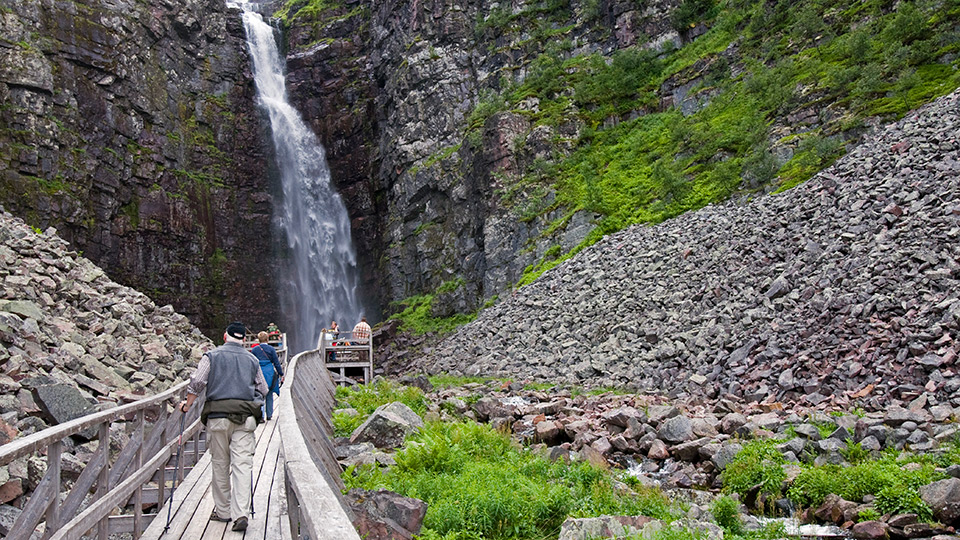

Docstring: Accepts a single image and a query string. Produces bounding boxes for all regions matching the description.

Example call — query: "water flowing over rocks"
[0,207,211,511]
[420,89,960,413]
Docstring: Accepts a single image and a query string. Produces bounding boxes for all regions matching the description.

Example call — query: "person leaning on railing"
[352,316,371,362]
[178,321,268,532]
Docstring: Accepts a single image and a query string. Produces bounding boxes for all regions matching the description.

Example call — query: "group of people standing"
[317,317,371,361]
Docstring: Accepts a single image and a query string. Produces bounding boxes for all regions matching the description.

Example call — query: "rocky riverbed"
[417,88,960,414]
[338,376,960,540]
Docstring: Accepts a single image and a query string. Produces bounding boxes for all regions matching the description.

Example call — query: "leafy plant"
[710,495,743,535]
[343,421,678,539]
[721,439,787,498]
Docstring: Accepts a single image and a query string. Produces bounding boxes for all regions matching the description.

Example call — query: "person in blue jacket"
[251,331,284,420]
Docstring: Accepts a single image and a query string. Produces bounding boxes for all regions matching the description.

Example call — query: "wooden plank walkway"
[141,416,290,540]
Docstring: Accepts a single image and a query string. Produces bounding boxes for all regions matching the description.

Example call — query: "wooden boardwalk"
[141,417,292,540]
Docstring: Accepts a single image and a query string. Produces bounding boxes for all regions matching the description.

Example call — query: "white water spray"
[236,2,360,352]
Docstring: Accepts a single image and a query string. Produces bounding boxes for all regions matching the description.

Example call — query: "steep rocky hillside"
[0,0,278,336]
[0,207,211,451]
[279,0,960,325]
[420,88,960,412]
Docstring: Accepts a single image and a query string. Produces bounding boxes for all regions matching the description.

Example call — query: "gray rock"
[920,478,960,524]
[793,424,822,441]
[349,402,424,449]
[0,504,22,536]
[558,515,656,540]
[346,488,427,539]
[711,442,743,471]
[658,415,693,444]
[33,384,94,430]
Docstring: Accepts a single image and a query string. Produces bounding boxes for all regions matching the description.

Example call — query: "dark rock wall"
[282,0,677,318]
[0,0,279,337]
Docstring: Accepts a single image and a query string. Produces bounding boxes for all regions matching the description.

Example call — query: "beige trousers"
[207,416,256,521]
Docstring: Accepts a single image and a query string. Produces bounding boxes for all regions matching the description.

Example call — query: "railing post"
[157,405,168,520]
[98,422,109,540]
[133,409,144,538]
[43,441,61,540]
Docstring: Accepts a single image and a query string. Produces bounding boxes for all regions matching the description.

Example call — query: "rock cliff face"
[0,0,278,336]
[282,0,679,317]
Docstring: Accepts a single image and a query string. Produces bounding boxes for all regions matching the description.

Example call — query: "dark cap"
[226,322,246,340]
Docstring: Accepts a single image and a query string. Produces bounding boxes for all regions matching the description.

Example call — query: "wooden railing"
[318,330,374,385]
[2,344,359,540]
[0,382,207,540]
[276,348,360,540]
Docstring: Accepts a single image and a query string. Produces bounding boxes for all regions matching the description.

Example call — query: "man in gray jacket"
[179,322,268,532]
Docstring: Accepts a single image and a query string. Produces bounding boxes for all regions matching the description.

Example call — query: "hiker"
[179,322,268,532]
[352,316,371,362]
[251,331,284,421]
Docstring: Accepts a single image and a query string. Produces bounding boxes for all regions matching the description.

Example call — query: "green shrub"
[334,379,428,432]
[786,452,943,516]
[332,410,365,437]
[721,439,787,498]
[343,421,677,539]
[672,0,716,32]
[710,495,743,535]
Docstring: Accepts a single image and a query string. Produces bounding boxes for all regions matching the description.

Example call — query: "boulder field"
[419,89,960,414]
[0,209,211,511]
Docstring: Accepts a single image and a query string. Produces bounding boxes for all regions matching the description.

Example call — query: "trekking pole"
[250,468,255,516]
[163,409,186,533]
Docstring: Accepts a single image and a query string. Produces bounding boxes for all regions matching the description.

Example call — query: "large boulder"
[350,402,424,449]
[658,415,693,444]
[33,384,95,439]
[920,478,960,525]
[852,521,889,540]
[346,488,427,540]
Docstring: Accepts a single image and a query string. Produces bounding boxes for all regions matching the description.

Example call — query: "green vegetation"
[344,421,677,539]
[388,278,477,335]
[722,439,960,521]
[786,452,941,519]
[720,438,787,498]
[333,379,428,436]
[428,373,497,388]
[457,0,960,292]
[710,495,743,535]
[274,0,340,21]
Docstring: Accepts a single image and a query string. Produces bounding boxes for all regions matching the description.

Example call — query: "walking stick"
[163,410,186,533]
[250,468,255,516]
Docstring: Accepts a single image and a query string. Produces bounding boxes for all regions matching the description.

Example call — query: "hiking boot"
[210,512,230,522]
[232,516,248,531]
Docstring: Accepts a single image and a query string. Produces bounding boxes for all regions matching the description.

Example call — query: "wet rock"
[852,520,890,540]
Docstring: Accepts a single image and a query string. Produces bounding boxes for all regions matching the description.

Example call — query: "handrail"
[0,381,188,467]
[277,349,360,539]
[0,380,205,539]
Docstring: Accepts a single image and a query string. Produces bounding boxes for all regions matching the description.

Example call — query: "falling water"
[237,2,360,352]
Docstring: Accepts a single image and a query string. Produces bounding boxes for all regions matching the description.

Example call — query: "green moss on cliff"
[457,0,960,291]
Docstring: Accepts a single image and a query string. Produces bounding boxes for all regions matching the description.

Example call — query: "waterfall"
[237,2,361,353]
